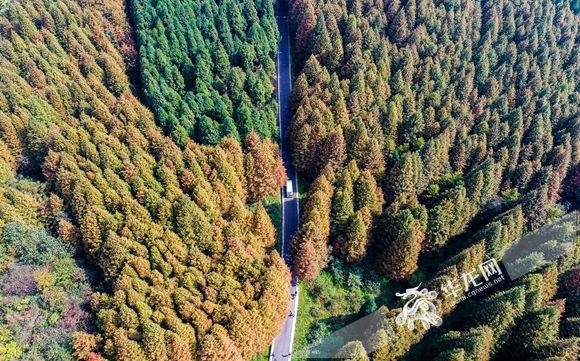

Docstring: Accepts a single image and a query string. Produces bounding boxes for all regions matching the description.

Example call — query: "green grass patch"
[262,194,282,251]
[293,282,315,360]
[293,257,391,358]
[251,349,270,361]
[297,176,311,210]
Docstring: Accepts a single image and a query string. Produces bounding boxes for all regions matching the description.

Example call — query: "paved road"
[270,0,299,360]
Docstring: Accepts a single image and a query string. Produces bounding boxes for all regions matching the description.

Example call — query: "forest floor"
[292,259,395,359]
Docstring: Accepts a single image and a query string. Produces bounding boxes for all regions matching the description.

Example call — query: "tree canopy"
[290,0,579,282]
[0,0,290,359]
[131,0,280,146]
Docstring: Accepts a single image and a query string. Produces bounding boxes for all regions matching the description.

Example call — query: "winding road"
[270,0,299,360]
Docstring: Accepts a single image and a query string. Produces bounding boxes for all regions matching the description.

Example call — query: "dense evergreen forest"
[289,0,579,359]
[131,0,281,146]
[0,0,290,360]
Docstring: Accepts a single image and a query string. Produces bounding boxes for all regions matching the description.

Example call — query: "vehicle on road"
[285,180,293,198]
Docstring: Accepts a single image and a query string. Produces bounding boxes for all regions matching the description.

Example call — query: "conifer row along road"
[270,0,299,360]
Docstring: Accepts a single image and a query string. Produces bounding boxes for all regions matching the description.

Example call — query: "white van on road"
[285,180,293,198]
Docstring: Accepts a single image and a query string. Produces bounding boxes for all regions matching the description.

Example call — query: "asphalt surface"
[269,0,300,360]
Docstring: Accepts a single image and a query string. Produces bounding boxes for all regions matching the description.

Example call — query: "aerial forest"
[289,0,578,359]
[0,0,578,360]
[290,0,578,279]
[0,0,289,360]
